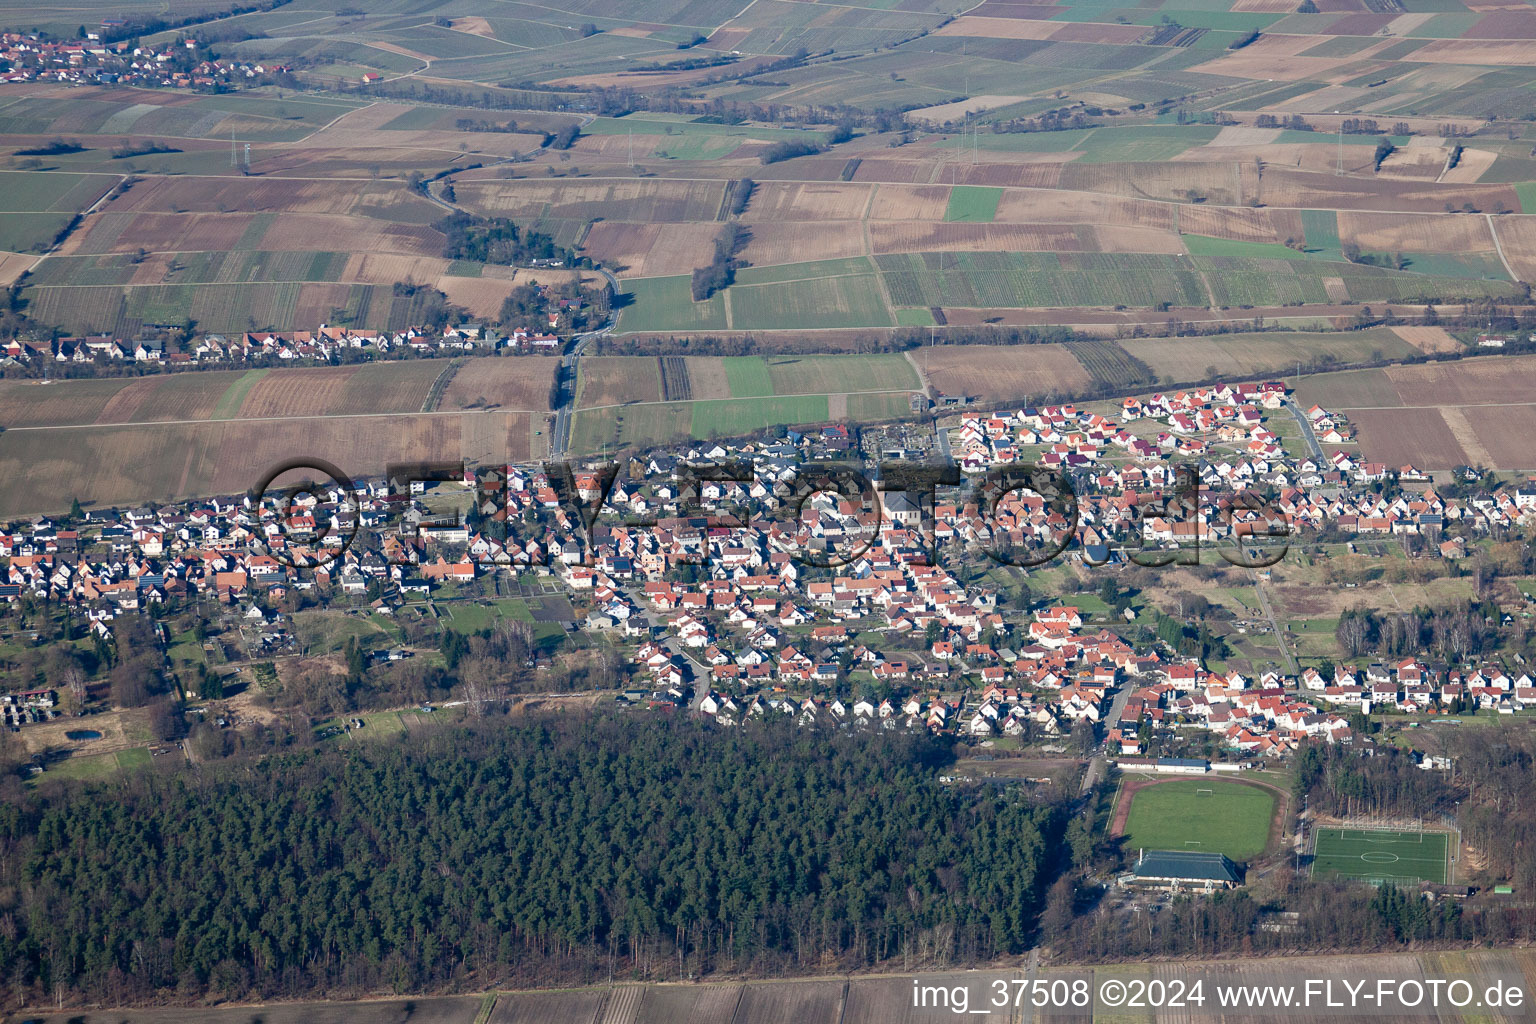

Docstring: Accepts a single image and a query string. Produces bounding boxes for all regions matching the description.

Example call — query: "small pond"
[65,730,102,741]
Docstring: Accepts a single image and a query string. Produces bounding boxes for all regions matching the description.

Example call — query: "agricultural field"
[2,73,1530,340]
[1297,355,1536,470]
[0,374,232,427]
[944,185,1003,223]
[577,356,663,407]
[1069,340,1150,391]
[692,394,829,437]
[569,402,694,455]
[0,361,463,427]
[438,358,561,413]
[1131,329,1419,384]
[1311,827,1450,885]
[564,350,925,452]
[877,251,1211,310]
[758,354,918,396]
[0,360,558,514]
[0,101,552,334]
[616,276,728,334]
[919,344,1093,403]
[1346,409,1479,472]
[0,169,114,253]
[0,409,531,518]
[725,269,895,331]
[230,361,445,418]
[1115,777,1278,862]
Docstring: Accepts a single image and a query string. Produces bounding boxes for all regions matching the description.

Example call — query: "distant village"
[0,27,286,88]
[0,322,565,369]
[4,373,1536,768]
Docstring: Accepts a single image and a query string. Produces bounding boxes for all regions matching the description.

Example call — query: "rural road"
[1487,213,1518,283]
[1286,398,1325,463]
[550,266,622,458]
[397,167,619,461]
[1251,572,1298,676]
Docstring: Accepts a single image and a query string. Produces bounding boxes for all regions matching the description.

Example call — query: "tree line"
[690,224,746,301]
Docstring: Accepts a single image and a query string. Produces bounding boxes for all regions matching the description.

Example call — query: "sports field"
[1119,778,1276,862]
[1311,827,1449,885]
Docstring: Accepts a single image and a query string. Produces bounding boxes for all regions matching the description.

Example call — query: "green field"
[0,170,114,251]
[27,250,352,288]
[723,355,775,397]
[570,402,694,453]
[1183,234,1311,261]
[585,115,806,142]
[692,394,829,436]
[569,392,836,451]
[1311,827,1449,885]
[1120,778,1276,862]
[441,598,567,647]
[895,307,937,327]
[941,125,1219,161]
[726,273,894,330]
[945,185,1003,223]
[877,251,1209,309]
[1300,209,1342,256]
[0,170,112,212]
[762,354,918,395]
[616,275,728,333]
[846,391,918,421]
[1071,124,1221,163]
[939,129,1093,154]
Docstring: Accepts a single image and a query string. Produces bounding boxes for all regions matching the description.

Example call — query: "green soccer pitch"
[1120,778,1276,862]
[1311,827,1450,885]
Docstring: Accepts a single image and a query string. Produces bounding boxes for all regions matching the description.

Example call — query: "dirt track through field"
[1439,406,1497,469]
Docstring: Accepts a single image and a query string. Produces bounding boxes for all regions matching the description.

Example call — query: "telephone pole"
[1335,110,1343,175]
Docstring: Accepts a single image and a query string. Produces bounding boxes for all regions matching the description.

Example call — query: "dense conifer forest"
[0,716,1062,1005]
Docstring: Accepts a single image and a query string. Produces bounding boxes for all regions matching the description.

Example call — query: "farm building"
[1125,850,1242,892]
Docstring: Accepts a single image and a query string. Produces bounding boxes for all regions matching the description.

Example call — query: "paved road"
[550,266,621,458]
[1081,674,1138,794]
[1286,397,1325,463]
[417,172,620,460]
[614,581,711,709]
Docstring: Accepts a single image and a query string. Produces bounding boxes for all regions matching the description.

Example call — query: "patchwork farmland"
[0,411,532,519]
[565,354,921,452]
[0,360,551,515]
